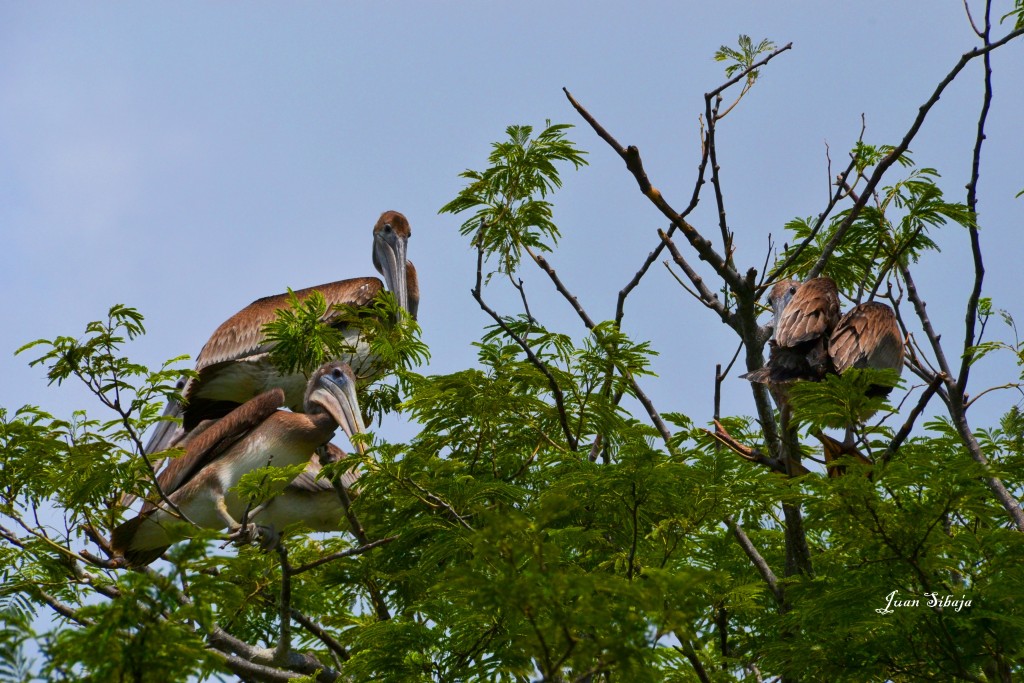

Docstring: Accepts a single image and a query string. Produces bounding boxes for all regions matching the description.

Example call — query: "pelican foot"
[226,523,281,552]
[226,522,262,546]
[256,525,281,552]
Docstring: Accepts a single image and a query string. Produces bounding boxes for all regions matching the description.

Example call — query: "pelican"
[112,362,366,567]
[742,277,841,385]
[254,444,361,533]
[817,301,904,474]
[144,210,417,455]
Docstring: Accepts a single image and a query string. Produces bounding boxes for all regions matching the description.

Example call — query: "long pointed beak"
[376,235,409,315]
[314,371,368,456]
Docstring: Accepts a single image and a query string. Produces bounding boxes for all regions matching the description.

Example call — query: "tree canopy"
[4,8,1024,682]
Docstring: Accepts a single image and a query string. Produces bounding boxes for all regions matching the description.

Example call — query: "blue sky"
[3,3,1023,445]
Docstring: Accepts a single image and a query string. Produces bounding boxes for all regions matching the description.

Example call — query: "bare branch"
[660,231,733,325]
[705,43,794,99]
[292,610,351,663]
[528,249,677,453]
[763,119,864,287]
[901,264,1024,531]
[674,637,713,683]
[958,4,994,393]
[217,654,306,682]
[209,626,340,682]
[563,88,745,293]
[704,93,733,261]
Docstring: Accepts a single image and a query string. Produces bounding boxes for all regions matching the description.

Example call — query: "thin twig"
[706,43,794,99]
[473,246,579,451]
[879,374,945,465]
[405,477,475,531]
[704,93,733,262]
[958,2,993,394]
[901,263,1024,531]
[563,88,745,293]
[529,249,677,452]
[806,26,1024,279]
[291,536,399,575]
[660,231,733,325]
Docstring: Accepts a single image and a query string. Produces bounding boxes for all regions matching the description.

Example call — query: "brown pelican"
[144,210,416,455]
[817,301,905,474]
[112,362,366,567]
[254,444,361,533]
[742,277,841,385]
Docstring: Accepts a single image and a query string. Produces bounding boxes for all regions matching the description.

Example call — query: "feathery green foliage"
[715,34,777,80]
[4,29,1024,683]
[777,154,974,296]
[440,121,587,277]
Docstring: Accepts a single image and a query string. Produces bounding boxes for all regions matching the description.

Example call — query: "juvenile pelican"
[144,211,416,455]
[255,444,361,533]
[742,277,841,385]
[112,362,366,567]
[818,301,904,474]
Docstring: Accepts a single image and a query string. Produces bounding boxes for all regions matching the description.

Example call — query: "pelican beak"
[312,366,368,455]
[374,230,409,315]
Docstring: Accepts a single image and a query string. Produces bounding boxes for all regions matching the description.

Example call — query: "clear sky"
[3,3,1022,445]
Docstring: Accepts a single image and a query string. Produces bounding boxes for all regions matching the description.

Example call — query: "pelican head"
[767,279,800,330]
[303,362,367,454]
[372,210,412,315]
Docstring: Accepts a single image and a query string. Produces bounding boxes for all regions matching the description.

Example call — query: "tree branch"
[660,231,734,326]
[900,264,1024,531]
[291,536,399,575]
[807,25,1024,279]
[563,88,745,293]
[291,609,351,663]
[880,374,945,465]
[274,544,294,665]
[472,246,579,451]
[958,3,993,393]
[725,515,785,607]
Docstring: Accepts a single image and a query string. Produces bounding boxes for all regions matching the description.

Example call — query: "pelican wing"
[140,388,287,514]
[774,277,840,347]
[828,302,904,374]
[194,277,384,372]
[286,444,361,494]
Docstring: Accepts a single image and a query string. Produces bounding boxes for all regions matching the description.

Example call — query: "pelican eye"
[383,223,392,233]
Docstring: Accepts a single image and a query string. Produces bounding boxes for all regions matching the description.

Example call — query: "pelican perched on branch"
[742,277,841,386]
[145,211,417,455]
[817,300,905,475]
[112,362,366,567]
[736,277,905,476]
[256,444,361,533]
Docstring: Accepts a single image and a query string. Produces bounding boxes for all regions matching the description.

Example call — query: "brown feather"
[110,514,167,566]
[141,388,286,514]
[828,301,904,375]
[774,277,841,347]
[285,444,361,494]
[193,278,383,373]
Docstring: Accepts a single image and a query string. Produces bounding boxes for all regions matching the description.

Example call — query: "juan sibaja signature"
[876,590,971,615]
